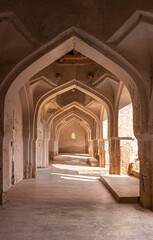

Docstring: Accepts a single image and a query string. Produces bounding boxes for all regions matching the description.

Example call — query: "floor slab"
[100,175,139,203]
[87,157,99,167]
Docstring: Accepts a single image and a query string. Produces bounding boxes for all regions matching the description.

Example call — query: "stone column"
[23,137,30,179]
[93,139,98,158]
[138,134,152,209]
[31,138,37,178]
[0,128,8,204]
[88,139,98,158]
[109,137,120,174]
[36,139,43,167]
[0,192,8,205]
[54,140,58,156]
[43,139,49,168]
[88,140,93,157]
[109,137,133,175]
[99,139,105,167]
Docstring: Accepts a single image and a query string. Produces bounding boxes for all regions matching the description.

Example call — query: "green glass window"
[71,133,76,139]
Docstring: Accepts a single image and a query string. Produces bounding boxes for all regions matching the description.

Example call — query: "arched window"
[71,133,76,139]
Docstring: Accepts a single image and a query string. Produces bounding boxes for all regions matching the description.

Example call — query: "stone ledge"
[78,168,109,174]
[130,170,140,178]
[100,175,139,203]
[87,157,98,167]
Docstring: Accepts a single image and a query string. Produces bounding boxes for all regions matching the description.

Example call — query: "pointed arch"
[1,27,147,194]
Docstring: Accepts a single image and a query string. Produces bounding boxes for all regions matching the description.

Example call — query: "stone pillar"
[0,129,8,204]
[93,139,98,158]
[36,139,43,167]
[28,138,33,178]
[88,139,98,158]
[88,140,93,157]
[31,138,37,178]
[23,137,30,179]
[109,137,133,175]
[0,140,8,204]
[54,140,58,156]
[43,139,49,168]
[0,191,8,205]
[109,137,120,174]
[138,134,152,209]
[99,139,105,167]
[49,139,54,161]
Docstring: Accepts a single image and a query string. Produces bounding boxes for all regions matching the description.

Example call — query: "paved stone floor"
[0,154,153,240]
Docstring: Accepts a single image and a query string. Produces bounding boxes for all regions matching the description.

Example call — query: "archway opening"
[2,32,145,207]
[59,121,88,154]
[118,85,139,177]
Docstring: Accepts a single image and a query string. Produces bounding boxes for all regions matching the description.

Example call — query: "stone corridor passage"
[0,154,153,240]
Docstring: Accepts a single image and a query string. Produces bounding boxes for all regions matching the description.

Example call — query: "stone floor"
[0,154,153,240]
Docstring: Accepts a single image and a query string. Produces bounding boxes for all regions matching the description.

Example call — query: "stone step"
[87,157,98,167]
[130,170,140,178]
[100,175,139,203]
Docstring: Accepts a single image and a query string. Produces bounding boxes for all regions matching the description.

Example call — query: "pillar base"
[0,191,8,205]
[139,198,152,210]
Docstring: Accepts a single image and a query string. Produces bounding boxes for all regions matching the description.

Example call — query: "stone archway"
[0,28,149,207]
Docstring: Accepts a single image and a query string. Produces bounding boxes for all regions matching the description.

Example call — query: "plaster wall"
[59,122,88,153]
[12,95,23,185]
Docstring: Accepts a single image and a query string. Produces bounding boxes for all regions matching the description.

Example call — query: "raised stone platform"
[100,175,139,203]
[130,170,140,178]
[87,157,99,167]
[78,168,109,175]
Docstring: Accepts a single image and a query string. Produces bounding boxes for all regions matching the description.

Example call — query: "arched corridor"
[3,42,140,191]
[3,47,140,193]
[0,1,153,238]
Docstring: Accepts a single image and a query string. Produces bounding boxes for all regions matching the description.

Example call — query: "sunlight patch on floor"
[61,154,89,159]
[50,172,99,180]
[52,163,108,172]
[61,176,97,181]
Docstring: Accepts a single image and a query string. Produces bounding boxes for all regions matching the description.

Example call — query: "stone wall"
[120,140,131,175]
[59,122,88,153]
[12,95,23,184]
[119,103,133,138]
